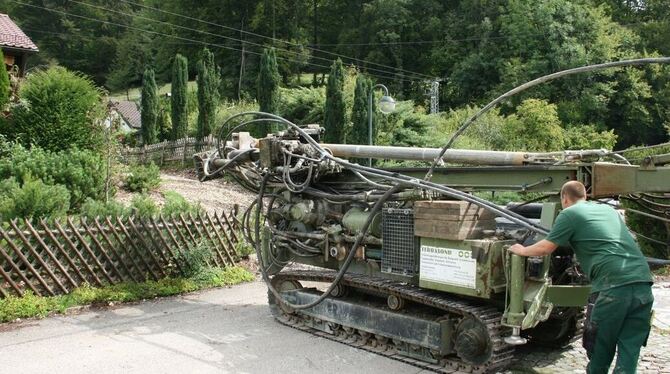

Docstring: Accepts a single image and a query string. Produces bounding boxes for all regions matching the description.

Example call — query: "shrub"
[0,140,108,209]
[7,67,105,152]
[234,239,254,259]
[80,198,129,219]
[125,163,161,192]
[278,86,325,126]
[162,191,203,217]
[129,194,159,218]
[177,240,214,278]
[0,177,70,221]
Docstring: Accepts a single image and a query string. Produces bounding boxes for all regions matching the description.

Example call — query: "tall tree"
[323,58,346,143]
[348,73,372,163]
[257,47,281,135]
[140,68,159,145]
[349,74,371,146]
[197,48,221,140]
[0,49,10,108]
[171,54,189,140]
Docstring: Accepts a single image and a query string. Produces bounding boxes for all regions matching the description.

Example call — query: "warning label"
[419,245,477,289]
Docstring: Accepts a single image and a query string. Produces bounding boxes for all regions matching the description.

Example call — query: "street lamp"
[368,84,395,166]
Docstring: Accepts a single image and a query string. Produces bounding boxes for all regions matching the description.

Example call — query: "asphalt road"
[1,280,669,374]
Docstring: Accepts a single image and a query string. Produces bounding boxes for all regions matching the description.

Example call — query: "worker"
[509,180,654,374]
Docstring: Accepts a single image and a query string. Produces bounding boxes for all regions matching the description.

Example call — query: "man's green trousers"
[584,282,654,374]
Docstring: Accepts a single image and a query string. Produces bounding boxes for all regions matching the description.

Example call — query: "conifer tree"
[257,48,281,135]
[349,74,372,163]
[171,54,189,140]
[323,59,345,144]
[197,48,220,140]
[140,68,158,144]
[0,50,9,108]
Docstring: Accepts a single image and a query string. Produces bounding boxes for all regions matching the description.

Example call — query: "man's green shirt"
[545,201,653,293]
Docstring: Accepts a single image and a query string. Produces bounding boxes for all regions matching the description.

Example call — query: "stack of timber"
[414,201,495,240]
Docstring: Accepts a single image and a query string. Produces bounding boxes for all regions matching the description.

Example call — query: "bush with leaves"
[80,198,129,219]
[176,240,214,278]
[125,163,161,192]
[5,67,105,152]
[162,191,203,217]
[129,194,159,218]
[0,177,70,222]
[0,139,109,210]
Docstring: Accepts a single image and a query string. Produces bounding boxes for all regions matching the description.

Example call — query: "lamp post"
[368,84,396,166]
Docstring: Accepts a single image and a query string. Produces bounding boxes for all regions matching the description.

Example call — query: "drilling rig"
[195,59,670,373]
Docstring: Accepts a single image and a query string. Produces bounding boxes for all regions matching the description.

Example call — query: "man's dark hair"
[561,181,587,201]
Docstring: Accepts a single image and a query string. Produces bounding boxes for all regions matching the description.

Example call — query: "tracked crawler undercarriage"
[196,59,670,373]
[268,270,583,373]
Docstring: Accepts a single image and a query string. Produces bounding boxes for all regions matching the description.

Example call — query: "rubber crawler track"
[269,270,517,373]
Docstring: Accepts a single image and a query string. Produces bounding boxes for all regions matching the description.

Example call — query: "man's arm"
[509,239,558,257]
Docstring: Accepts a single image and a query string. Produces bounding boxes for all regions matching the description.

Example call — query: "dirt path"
[116,170,255,214]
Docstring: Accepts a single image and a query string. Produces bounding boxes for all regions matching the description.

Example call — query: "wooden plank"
[67,218,114,284]
[93,218,139,283]
[187,213,221,267]
[0,253,23,296]
[214,212,238,257]
[40,219,86,284]
[138,219,172,270]
[9,219,69,294]
[0,225,54,296]
[195,213,226,267]
[414,200,495,218]
[105,217,151,281]
[24,219,77,290]
[166,215,193,253]
[79,218,125,282]
[112,217,160,280]
[205,212,235,265]
[150,217,184,275]
[220,211,240,242]
[127,217,167,278]
[178,214,197,242]
[54,220,103,287]
[414,219,495,241]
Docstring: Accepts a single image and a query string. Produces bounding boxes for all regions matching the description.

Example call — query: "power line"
[313,36,509,47]
[114,0,435,80]
[69,0,425,83]
[11,1,423,85]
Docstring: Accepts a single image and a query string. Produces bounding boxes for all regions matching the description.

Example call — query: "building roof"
[112,100,142,129]
[0,14,38,52]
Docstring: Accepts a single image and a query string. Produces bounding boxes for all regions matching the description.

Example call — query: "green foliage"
[0,266,254,323]
[177,240,214,278]
[623,198,669,259]
[234,239,254,259]
[6,67,104,152]
[129,194,159,218]
[171,54,189,140]
[349,75,371,147]
[0,140,108,209]
[0,49,9,108]
[125,163,161,192]
[257,48,281,136]
[0,177,70,222]
[196,48,221,140]
[162,191,203,217]
[140,68,159,144]
[80,198,129,219]
[277,86,325,125]
[324,59,346,143]
[564,125,617,150]
[500,99,566,152]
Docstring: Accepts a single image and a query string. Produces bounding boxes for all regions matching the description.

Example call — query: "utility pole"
[427,79,440,114]
[312,0,318,86]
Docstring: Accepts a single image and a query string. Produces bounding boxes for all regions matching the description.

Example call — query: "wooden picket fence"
[0,209,244,299]
[121,135,218,166]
